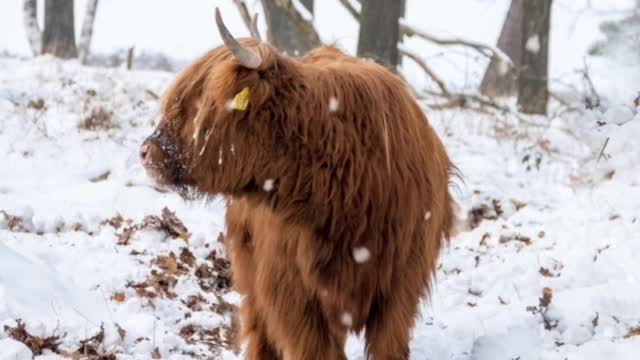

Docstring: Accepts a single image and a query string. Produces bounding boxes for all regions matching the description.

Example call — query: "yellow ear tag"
[231,87,250,111]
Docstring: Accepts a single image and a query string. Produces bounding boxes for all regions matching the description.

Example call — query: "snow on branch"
[399,19,513,66]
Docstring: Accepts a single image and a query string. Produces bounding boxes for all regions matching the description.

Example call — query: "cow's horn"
[250,13,262,42]
[215,8,262,69]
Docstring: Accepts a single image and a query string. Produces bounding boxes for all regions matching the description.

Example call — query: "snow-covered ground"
[1,55,638,359]
[1,0,640,359]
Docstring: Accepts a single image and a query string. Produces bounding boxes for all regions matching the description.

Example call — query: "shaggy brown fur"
[141,35,455,359]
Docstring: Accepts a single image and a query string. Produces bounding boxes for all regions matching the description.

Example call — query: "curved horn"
[215,7,262,69]
[250,13,262,42]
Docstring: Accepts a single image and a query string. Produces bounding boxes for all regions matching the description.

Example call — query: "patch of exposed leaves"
[180,247,196,267]
[539,260,564,278]
[179,325,230,350]
[499,233,532,246]
[127,269,178,299]
[27,98,46,110]
[72,324,116,359]
[100,213,128,230]
[4,319,62,355]
[184,294,208,312]
[153,251,193,275]
[196,250,232,292]
[469,199,503,229]
[526,287,558,330]
[0,210,31,232]
[126,247,200,301]
[211,294,236,316]
[115,207,190,245]
[624,326,640,339]
[79,106,116,131]
[111,292,126,303]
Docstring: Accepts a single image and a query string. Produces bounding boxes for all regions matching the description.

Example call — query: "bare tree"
[357,0,403,68]
[78,0,99,64]
[43,0,77,59]
[23,0,42,56]
[260,0,321,55]
[517,0,552,114]
[480,0,524,97]
[23,0,100,61]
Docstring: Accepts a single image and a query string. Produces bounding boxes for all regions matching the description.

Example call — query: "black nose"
[140,140,164,164]
[140,142,151,160]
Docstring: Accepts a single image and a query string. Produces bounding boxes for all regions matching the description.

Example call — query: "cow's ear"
[215,8,262,69]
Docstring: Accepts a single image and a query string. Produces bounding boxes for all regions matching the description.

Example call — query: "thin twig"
[597,137,610,163]
[580,59,601,109]
[399,47,449,96]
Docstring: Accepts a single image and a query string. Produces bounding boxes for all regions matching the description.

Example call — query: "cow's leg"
[255,273,347,360]
[240,297,281,360]
[278,299,347,360]
[364,284,424,360]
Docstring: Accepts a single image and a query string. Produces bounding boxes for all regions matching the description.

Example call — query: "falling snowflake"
[263,179,275,192]
[224,99,235,112]
[329,97,339,113]
[218,147,223,165]
[425,211,432,221]
[353,247,371,263]
[526,35,540,54]
[497,60,510,76]
[341,312,353,327]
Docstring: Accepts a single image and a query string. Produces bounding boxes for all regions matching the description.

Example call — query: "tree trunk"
[23,0,42,56]
[43,0,78,59]
[517,0,551,115]
[300,0,313,14]
[260,0,321,56]
[480,0,524,97]
[78,0,99,64]
[357,0,403,69]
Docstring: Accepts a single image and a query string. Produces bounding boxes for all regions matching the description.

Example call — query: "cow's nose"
[140,140,164,164]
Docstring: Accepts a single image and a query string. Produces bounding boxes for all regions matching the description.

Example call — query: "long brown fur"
[143,38,455,359]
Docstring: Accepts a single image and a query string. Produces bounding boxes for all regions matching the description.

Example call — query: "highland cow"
[140,9,455,360]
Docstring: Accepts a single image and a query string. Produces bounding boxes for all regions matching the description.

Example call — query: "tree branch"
[336,0,360,21]
[399,46,449,96]
[399,20,513,66]
[232,0,253,32]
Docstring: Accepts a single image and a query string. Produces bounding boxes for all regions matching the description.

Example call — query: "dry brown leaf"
[111,292,126,303]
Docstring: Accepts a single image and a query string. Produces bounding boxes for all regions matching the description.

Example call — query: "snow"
[424,211,432,221]
[329,96,340,112]
[526,34,541,54]
[0,338,32,360]
[352,247,371,264]
[263,179,275,192]
[341,312,353,327]
[1,0,640,359]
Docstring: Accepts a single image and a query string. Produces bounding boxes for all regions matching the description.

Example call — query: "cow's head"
[140,8,299,199]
